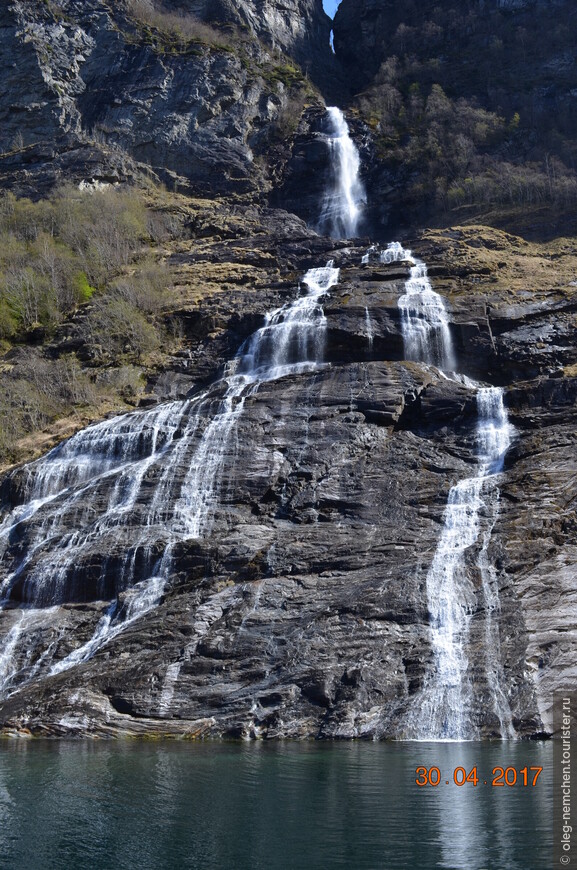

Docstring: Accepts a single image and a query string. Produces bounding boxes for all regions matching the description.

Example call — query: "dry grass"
[125,0,226,47]
[419,226,577,305]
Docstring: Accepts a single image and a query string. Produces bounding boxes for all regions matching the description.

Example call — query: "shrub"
[0,185,151,337]
[83,296,161,363]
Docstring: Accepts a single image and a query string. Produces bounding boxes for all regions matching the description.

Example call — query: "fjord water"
[0,740,552,870]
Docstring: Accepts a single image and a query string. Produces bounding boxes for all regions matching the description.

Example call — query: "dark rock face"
[0,0,330,197]
[333,0,576,99]
[179,0,334,87]
[0,226,575,738]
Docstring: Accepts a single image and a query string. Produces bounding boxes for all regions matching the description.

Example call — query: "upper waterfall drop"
[317,107,366,239]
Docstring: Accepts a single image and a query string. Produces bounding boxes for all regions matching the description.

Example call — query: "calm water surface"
[0,740,552,869]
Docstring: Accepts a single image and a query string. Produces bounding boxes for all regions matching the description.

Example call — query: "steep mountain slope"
[0,0,329,197]
[1,226,576,738]
[0,0,575,740]
[333,0,577,236]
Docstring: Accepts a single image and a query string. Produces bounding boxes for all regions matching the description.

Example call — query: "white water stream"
[0,105,360,697]
[0,265,339,694]
[318,106,366,239]
[406,387,514,739]
[391,243,455,371]
[363,241,515,737]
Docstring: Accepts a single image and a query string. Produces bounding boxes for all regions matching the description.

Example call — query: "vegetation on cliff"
[336,0,577,234]
[0,186,166,461]
[0,178,316,468]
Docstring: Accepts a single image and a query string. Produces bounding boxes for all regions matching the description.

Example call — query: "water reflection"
[416,742,552,869]
[0,740,552,869]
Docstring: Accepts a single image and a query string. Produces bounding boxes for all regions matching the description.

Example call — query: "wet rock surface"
[0,226,576,738]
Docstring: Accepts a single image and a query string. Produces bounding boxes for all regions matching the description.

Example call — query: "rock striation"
[0,225,576,738]
[180,0,334,85]
[0,0,330,197]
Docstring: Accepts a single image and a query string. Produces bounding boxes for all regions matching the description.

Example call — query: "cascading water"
[0,264,339,696]
[317,106,366,239]
[405,386,514,740]
[371,240,514,738]
[364,308,374,350]
[390,242,455,371]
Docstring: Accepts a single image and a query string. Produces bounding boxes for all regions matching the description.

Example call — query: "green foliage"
[357,55,577,223]
[83,296,161,364]
[0,185,174,461]
[75,272,96,302]
[0,185,149,337]
[0,300,17,339]
[80,262,167,365]
[268,62,306,88]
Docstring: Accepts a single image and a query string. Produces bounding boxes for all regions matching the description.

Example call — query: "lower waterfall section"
[0,265,339,697]
[404,387,515,740]
[365,240,516,738]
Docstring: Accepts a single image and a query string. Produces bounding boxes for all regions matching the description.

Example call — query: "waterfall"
[174,263,338,540]
[376,242,514,738]
[364,307,374,350]
[406,386,514,740]
[393,243,455,371]
[0,264,339,695]
[318,107,366,239]
[361,244,378,264]
[380,241,406,264]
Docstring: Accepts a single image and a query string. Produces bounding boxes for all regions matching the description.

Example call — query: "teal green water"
[0,740,552,869]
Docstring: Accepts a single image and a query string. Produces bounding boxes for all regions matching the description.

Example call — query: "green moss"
[267,62,306,88]
[75,272,96,302]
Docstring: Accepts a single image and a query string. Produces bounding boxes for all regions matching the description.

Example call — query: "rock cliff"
[0,0,575,741]
[0,0,330,197]
[0,223,576,738]
[177,0,333,86]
